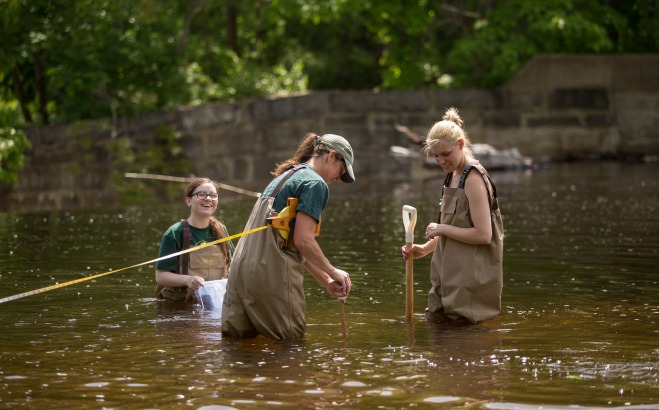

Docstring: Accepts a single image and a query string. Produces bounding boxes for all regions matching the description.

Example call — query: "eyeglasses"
[335,153,347,176]
[191,191,218,200]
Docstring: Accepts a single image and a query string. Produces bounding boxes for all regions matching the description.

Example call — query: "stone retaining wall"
[1,54,657,212]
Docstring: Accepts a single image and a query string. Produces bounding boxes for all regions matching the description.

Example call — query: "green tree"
[444,0,633,88]
[0,0,189,126]
[612,0,659,52]
[1,0,656,126]
[3,0,654,186]
[0,127,31,184]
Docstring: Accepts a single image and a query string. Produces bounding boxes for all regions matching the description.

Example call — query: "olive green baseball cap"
[319,134,355,183]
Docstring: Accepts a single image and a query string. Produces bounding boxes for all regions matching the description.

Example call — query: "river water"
[0,161,657,409]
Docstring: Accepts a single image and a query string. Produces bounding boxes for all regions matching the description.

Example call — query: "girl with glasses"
[154,177,234,304]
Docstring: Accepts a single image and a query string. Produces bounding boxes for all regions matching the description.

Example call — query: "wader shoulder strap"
[443,172,452,188]
[181,219,191,276]
[481,168,500,212]
[458,163,499,212]
[270,164,306,199]
[457,162,474,189]
[441,170,453,199]
[440,162,474,206]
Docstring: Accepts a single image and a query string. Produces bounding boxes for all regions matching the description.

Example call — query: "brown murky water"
[1,161,657,409]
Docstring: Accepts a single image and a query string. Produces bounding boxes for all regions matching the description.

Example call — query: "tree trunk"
[32,50,49,125]
[10,66,32,124]
[226,0,238,54]
[179,0,206,57]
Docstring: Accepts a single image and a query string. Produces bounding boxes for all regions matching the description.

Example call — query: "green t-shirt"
[261,164,329,221]
[155,221,234,272]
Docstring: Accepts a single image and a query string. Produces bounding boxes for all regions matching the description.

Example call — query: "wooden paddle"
[402,205,417,320]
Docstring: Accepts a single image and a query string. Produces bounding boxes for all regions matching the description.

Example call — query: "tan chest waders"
[428,162,504,323]
[222,165,314,340]
[156,220,228,303]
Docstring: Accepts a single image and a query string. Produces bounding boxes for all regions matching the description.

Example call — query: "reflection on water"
[0,161,657,409]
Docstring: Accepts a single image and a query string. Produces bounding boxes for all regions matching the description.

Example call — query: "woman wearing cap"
[402,108,503,324]
[222,133,355,340]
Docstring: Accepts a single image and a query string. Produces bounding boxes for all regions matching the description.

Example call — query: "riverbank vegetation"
[0,0,657,182]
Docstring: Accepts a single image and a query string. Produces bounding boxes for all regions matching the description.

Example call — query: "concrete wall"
[1,54,658,212]
[494,54,659,159]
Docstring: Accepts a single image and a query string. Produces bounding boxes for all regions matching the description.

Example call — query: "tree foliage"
[0,0,656,126]
[445,0,636,87]
[0,126,31,184]
[2,0,654,184]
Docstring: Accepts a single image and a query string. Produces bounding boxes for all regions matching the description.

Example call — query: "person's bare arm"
[402,237,438,261]
[294,211,351,297]
[155,269,204,291]
[425,172,492,245]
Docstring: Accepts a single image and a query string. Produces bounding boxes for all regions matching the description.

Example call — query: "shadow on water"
[0,161,657,409]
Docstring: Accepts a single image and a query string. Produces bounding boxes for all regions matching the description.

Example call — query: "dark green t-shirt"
[155,221,234,272]
[261,164,329,221]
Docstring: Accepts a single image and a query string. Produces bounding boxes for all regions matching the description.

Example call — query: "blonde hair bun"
[442,107,463,128]
[423,107,472,158]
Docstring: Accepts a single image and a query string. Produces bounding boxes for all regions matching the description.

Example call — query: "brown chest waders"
[427,162,504,323]
[222,165,321,340]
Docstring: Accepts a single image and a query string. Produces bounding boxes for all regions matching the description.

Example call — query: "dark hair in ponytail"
[271,133,332,176]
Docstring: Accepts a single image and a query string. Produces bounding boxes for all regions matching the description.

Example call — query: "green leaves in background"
[1,0,654,185]
[0,127,31,184]
[2,0,655,128]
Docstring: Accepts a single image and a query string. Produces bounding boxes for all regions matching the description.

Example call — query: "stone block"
[179,104,238,131]
[270,97,296,121]
[181,133,206,159]
[269,94,325,121]
[118,110,179,134]
[434,89,498,110]
[330,90,430,112]
[250,99,271,122]
[500,91,544,110]
[585,114,615,127]
[401,115,440,128]
[231,157,251,181]
[548,88,609,110]
[483,112,521,128]
[295,93,325,116]
[555,129,620,159]
[527,116,581,127]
